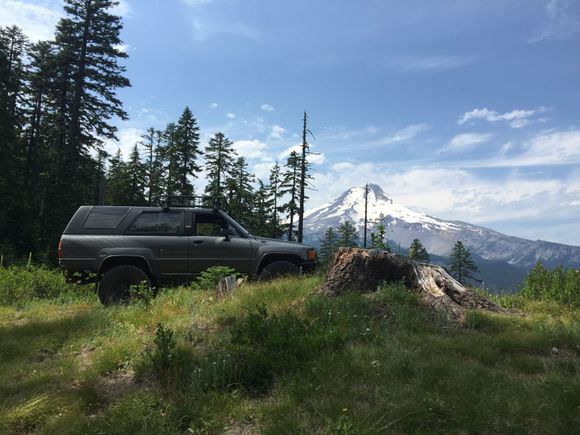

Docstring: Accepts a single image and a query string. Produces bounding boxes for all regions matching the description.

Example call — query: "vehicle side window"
[127,212,183,234]
[195,213,239,237]
[83,206,129,229]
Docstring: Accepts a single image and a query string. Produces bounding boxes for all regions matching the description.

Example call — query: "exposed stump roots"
[318,248,504,318]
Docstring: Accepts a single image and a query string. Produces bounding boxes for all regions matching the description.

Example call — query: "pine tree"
[267,161,284,238]
[297,111,314,243]
[319,226,339,267]
[204,132,236,200]
[24,41,54,195]
[249,180,270,236]
[141,127,165,204]
[0,26,29,257]
[126,143,146,205]
[0,26,28,119]
[337,221,359,248]
[225,157,254,227]
[448,241,478,284]
[408,238,429,261]
[55,0,130,155]
[280,151,300,241]
[162,122,179,197]
[94,149,109,204]
[36,0,130,260]
[370,218,390,251]
[173,106,201,196]
[106,149,130,205]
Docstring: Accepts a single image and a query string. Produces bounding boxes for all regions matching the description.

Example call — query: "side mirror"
[220,228,235,240]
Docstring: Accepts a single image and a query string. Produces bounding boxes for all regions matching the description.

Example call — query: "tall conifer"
[281,151,300,241]
[449,241,479,283]
[173,106,201,196]
[204,132,236,200]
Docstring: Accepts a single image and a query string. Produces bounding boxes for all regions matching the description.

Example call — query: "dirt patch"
[76,345,95,371]
[94,368,137,402]
[222,423,260,435]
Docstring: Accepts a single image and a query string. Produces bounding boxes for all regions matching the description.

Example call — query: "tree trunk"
[318,248,504,318]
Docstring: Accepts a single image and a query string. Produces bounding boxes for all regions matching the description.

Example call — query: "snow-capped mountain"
[303,184,580,271]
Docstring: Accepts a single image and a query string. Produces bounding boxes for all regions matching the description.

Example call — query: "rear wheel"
[258,260,300,281]
[97,265,150,305]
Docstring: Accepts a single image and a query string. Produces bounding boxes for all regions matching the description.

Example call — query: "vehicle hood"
[251,236,313,250]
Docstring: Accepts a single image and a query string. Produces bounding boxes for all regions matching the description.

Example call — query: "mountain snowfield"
[303,184,580,271]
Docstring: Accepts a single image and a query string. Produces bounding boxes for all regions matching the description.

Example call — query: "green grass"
[0,268,579,434]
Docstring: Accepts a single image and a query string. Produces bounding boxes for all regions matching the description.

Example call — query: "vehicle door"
[189,211,254,274]
[125,210,189,276]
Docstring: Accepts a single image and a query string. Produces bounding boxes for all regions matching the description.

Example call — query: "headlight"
[307,249,316,261]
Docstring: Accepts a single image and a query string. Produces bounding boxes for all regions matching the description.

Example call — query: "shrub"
[129,280,156,306]
[148,323,177,379]
[520,262,580,307]
[0,265,80,305]
[197,266,237,290]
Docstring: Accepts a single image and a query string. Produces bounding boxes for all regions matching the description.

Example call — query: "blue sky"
[2,0,580,245]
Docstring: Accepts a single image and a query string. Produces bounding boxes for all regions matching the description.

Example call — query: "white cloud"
[181,0,213,6]
[386,55,475,73]
[261,104,275,112]
[103,127,143,160]
[439,133,493,154]
[380,123,431,145]
[278,144,325,165]
[233,139,270,161]
[209,102,219,109]
[436,129,580,169]
[133,106,169,126]
[498,141,515,156]
[278,145,299,160]
[0,0,62,41]
[458,107,548,128]
[110,0,134,17]
[529,0,580,43]
[319,125,380,143]
[486,130,580,167]
[318,124,429,152]
[309,153,326,165]
[252,162,276,180]
[268,125,286,140]
[113,43,132,53]
[191,19,260,42]
[226,112,236,119]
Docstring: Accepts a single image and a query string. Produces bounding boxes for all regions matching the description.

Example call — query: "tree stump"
[318,248,504,317]
[216,275,238,298]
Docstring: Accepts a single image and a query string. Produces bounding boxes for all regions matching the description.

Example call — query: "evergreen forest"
[0,1,312,263]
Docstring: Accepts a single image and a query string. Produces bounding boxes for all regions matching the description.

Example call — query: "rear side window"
[128,212,183,234]
[83,207,130,229]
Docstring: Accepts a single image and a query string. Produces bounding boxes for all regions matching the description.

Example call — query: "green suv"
[59,205,316,304]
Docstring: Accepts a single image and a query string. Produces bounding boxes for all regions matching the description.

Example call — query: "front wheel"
[97,265,150,305]
[258,260,300,281]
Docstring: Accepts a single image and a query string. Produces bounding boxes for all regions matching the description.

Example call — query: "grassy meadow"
[0,265,579,434]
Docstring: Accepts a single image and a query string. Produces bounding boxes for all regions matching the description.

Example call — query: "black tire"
[259,260,300,281]
[97,265,150,305]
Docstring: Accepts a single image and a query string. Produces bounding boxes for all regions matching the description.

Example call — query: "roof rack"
[154,195,227,210]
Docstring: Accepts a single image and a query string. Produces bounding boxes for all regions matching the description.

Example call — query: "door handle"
[193,240,203,244]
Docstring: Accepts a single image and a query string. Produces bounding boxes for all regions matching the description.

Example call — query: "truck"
[58,203,316,304]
